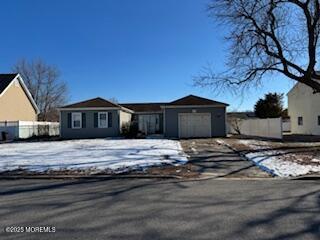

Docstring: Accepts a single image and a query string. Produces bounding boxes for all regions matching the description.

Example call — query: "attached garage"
[178,113,211,138]
[163,95,228,139]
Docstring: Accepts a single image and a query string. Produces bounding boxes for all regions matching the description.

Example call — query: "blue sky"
[0,0,295,110]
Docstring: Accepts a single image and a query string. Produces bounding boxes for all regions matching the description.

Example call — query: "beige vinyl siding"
[0,80,37,121]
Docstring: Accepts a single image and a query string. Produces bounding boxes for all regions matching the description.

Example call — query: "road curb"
[0,173,290,181]
[0,174,183,180]
[290,175,320,180]
[197,172,281,180]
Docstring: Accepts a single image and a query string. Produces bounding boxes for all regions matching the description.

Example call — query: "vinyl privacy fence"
[228,117,283,139]
[0,121,59,140]
[282,119,291,132]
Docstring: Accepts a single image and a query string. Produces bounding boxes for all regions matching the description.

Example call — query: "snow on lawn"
[217,139,320,177]
[0,139,188,173]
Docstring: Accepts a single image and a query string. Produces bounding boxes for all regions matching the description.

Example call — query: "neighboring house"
[227,111,256,119]
[0,73,39,121]
[288,82,320,135]
[59,95,228,139]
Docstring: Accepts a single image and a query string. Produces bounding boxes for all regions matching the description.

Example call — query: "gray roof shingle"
[167,95,229,106]
[61,97,121,108]
[61,95,229,111]
[120,103,166,112]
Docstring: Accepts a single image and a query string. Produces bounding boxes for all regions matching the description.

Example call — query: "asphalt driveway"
[0,178,319,240]
[181,139,271,178]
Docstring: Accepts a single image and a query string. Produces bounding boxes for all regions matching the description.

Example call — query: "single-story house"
[59,94,228,139]
[0,73,39,121]
[227,111,256,119]
[288,81,320,135]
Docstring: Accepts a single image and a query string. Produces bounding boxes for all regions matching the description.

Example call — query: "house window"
[298,116,303,126]
[98,112,108,128]
[72,112,82,129]
[318,116,320,126]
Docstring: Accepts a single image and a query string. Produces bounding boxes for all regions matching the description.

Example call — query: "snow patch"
[245,151,320,177]
[217,139,320,177]
[0,139,188,174]
[311,159,320,163]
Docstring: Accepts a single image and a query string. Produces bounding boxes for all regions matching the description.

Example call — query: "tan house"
[288,81,320,135]
[0,73,39,121]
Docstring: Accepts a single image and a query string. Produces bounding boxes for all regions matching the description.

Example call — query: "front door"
[138,114,160,135]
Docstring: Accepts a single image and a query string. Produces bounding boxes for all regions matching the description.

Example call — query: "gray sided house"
[59,98,133,139]
[59,95,228,139]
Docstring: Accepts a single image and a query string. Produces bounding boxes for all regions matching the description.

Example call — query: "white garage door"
[178,113,211,138]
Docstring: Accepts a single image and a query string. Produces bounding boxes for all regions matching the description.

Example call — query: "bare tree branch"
[13,59,69,121]
[195,0,320,93]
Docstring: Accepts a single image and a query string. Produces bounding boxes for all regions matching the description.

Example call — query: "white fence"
[228,117,283,139]
[0,121,59,140]
[282,120,291,132]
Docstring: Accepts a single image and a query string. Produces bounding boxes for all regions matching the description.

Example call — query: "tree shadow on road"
[1,177,320,240]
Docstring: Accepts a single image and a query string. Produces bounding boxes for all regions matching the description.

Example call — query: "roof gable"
[287,76,320,96]
[0,73,40,114]
[167,95,228,106]
[61,97,121,108]
[0,74,19,94]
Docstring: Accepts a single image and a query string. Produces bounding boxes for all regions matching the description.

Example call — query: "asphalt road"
[0,178,319,240]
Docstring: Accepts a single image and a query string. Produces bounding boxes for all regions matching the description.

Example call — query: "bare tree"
[108,97,119,103]
[13,59,68,121]
[228,117,243,134]
[195,0,320,93]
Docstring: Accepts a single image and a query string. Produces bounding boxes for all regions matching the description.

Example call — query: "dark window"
[318,116,320,126]
[71,112,82,129]
[298,117,303,126]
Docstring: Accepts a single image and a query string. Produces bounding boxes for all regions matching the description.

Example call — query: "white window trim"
[72,112,82,129]
[98,112,108,128]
